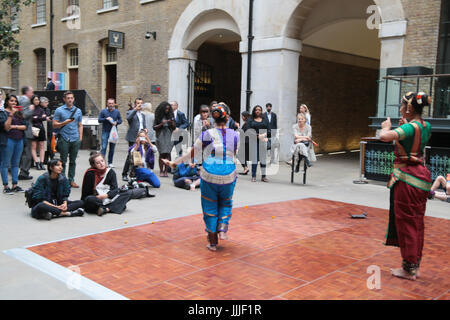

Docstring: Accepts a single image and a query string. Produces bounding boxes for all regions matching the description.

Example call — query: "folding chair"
[290,154,307,184]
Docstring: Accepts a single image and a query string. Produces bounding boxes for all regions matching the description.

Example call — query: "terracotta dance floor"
[28,198,449,300]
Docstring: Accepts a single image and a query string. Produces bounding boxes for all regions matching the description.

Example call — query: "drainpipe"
[50,0,54,71]
[245,0,254,112]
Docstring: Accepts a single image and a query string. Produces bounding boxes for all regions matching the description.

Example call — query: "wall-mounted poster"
[48,72,67,90]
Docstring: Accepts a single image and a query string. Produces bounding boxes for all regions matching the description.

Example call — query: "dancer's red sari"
[385,121,432,273]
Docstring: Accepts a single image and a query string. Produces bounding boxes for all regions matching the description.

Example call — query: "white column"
[168,49,198,114]
[377,20,407,117]
[240,37,302,161]
[378,20,407,69]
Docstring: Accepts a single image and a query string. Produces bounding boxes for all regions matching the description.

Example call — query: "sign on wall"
[108,30,125,49]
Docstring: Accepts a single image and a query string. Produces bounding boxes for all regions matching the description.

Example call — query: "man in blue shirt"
[98,98,122,167]
[52,91,83,188]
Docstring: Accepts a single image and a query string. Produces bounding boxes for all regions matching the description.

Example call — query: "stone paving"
[27,198,450,300]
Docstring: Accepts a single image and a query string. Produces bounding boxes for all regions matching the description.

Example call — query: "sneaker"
[43,212,52,221]
[122,176,129,182]
[12,186,25,193]
[3,187,14,195]
[108,164,115,168]
[70,208,85,217]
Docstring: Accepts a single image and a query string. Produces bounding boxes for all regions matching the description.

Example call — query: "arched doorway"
[285,0,381,153]
[194,33,241,120]
[168,6,245,126]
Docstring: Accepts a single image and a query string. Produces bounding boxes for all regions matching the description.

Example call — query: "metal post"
[353,140,368,184]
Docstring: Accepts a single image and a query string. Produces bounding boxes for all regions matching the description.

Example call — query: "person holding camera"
[128,130,160,188]
[52,91,83,188]
[122,98,146,181]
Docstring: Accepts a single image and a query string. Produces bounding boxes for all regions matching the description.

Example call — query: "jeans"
[251,163,266,178]
[57,138,81,182]
[1,138,24,185]
[101,130,116,165]
[135,167,161,188]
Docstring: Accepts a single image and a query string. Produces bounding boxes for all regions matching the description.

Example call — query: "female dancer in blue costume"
[163,104,239,251]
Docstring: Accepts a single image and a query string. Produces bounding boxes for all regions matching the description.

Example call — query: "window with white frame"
[67,0,79,14]
[106,46,117,63]
[36,0,46,24]
[68,47,79,68]
[103,0,118,9]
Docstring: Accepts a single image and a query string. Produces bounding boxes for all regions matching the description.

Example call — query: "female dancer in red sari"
[379,92,432,281]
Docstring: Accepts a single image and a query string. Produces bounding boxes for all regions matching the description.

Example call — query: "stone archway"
[168,0,247,118]
[278,0,407,155]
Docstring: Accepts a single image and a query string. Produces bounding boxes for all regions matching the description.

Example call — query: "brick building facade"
[0,0,447,159]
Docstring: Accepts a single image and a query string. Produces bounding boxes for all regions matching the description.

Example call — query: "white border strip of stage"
[3,248,128,300]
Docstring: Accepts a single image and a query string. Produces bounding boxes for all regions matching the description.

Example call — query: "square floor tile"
[339,249,450,299]
[148,236,257,269]
[168,260,305,300]
[78,249,198,295]
[281,272,429,300]
[241,243,356,282]
[127,282,206,300]
[227,223,308,250]
[294,230,386,260]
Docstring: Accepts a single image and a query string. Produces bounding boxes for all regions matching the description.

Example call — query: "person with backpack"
[29,158,85,220]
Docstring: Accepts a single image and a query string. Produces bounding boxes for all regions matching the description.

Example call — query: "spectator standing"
[18,86,34,181]
[52,91,83,188]
[171,101,189,156]
[142,102,156,144]
[45,77,55,91]
[40,97,53,163]
[30,95,48,170]
[1,95,27,194]
[193,105,213,142]
[263,103,278,164]
[298,104,311,125]
[98,98,122,168]
[239,111,251,175]
[153,101,176,177]
[247,105,269,182]
[122,98,146,181]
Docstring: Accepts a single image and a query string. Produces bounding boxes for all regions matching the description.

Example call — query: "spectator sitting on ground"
[30,158,85,220]
[429,173,450,202]
[81,152,132,216]
[129,130,161,188]
[172,162,200,191]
